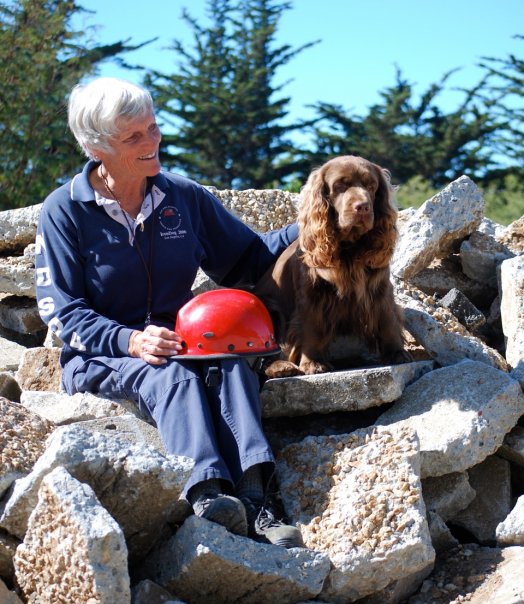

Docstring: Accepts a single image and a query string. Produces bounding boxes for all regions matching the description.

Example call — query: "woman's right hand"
[128,325,183,365]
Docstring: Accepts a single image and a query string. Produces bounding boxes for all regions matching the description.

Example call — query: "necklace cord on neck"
[100,169,155,327]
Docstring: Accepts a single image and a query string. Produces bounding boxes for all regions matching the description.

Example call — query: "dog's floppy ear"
[360,163,398,269]
[298,165,336,267]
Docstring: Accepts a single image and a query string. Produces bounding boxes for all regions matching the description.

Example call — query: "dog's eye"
[366,182,377,193]
[333,182,347,194]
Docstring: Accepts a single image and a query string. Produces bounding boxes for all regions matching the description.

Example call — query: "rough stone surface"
[500,254,524,375]
[496,494,524,545]
[0,337,26,372]
[261,361,434,417]
[375,360,524,478]
[0,371,22,402]
[142,514,330,604]
[0,205,41,255]
[422,472,477,521]
[0,295,45,335]
[20,390,145,425]
[392,176,484,281]
[16,347,62,392]
[0,398,54,499]
[14,466,130,604]
[277,424,435,603]
[459,230,514,287]
[0,425,194,564]
[498,425,524,465]
[394,283,508,370]
[0,530,19,583]
[450,456,512,543]
[0,579,22,603]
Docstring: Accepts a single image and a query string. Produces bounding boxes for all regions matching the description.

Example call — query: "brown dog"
[255,155,410,378]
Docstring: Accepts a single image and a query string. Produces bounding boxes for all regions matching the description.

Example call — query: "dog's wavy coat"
[255,155,410,378]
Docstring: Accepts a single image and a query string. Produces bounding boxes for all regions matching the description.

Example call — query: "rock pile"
[0,178,523,603]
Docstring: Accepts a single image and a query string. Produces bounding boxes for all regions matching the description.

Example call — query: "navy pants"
[61,354,274,495]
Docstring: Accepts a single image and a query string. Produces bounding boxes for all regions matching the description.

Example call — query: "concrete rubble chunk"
[261,361,434,417]
[496,494,524,545]
[14,466,130,604]
[426,511,459,554]
[500,254,524,385]
[0,205,41,255]
[0,295,44,335]
[277,424,435,603]
[496,214,524,254]
[394,283,508,370]
[0,397,54,499]
[459,230,514,287]
[0,371,22,402]
[0,424,194,564]
[498,425,524,466]
[0,530,19,582]
[20,389,146,425]
[422,472,477,521]
[141,514,330,604]
[131,579,184,604]
[449,456,512,543]
[375,360,524,478]
[392,176,484,281]
[16,347,61,392]
[439,288,485,332]
[0,254,36,297]
[0,336,26,372]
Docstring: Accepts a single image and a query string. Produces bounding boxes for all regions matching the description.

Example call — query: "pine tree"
[0,0,144,209]
[144,0,316,189]
[307,68,502,188]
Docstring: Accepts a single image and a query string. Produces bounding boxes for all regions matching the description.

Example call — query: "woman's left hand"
[128,325,183,365]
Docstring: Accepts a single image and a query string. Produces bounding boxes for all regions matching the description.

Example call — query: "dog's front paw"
[265,360,304,379]
[299,360,333,375]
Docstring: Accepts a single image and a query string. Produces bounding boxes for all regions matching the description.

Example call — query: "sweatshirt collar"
[70,159,171,202]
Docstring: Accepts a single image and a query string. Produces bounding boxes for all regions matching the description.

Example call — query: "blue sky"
[77,0,522,125]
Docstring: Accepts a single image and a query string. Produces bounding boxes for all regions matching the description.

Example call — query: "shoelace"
[256,505,283,530]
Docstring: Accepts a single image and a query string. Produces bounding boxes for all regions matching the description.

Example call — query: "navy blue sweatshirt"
[35,160,297,361]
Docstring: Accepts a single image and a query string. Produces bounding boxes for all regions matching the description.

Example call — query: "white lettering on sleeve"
[35,234,46,255]
[48,317,63,338]
[36,267,52,287]
[38,297,55,317]
[70,332,86,352]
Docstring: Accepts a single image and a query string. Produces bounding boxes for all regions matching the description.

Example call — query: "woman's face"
[96,109,162,179]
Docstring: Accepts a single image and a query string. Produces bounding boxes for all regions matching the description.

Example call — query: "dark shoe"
[241,496,305,548]
[193,494,248,536]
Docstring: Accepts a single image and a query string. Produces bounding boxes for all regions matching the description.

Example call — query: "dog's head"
[298,155,398,268]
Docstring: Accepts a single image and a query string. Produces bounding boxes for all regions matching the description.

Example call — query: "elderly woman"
[35,77,303,548]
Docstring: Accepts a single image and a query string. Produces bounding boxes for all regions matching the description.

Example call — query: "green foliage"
[144,0,317,189]
[479,35,524,170]
[305,68,503,189]
[0,0,144,210]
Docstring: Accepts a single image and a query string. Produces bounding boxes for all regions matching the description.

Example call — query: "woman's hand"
[128,325,183,365]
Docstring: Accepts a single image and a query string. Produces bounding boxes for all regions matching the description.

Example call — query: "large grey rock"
[500,255,524,384]
[0,398,54,499]
[498,425,524,466]
[422,472,476,521]
[277,424,434,603]
[261,361,434,417]
[0,205,41,255]
[14,467,130,604]
[392,176,484,281]
[0,424,193,563]
[20,390,145,425]
[375,360,524,478]
[0,252,35,297]
[0,336,26,372]
[496,495,524,545]
[395,283,508,370]
[460,231,514,287]
[448,456,512,543]
[142,514,330,603]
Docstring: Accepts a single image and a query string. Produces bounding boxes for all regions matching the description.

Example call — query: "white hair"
[68,77,154,158]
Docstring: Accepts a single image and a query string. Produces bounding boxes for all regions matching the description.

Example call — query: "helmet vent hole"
[203,331,215,339]
[197,343,204,349]
[227,344,235,352]
[247,341,254,347]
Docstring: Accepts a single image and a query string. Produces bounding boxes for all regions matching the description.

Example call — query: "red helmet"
[175,289,280,359]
